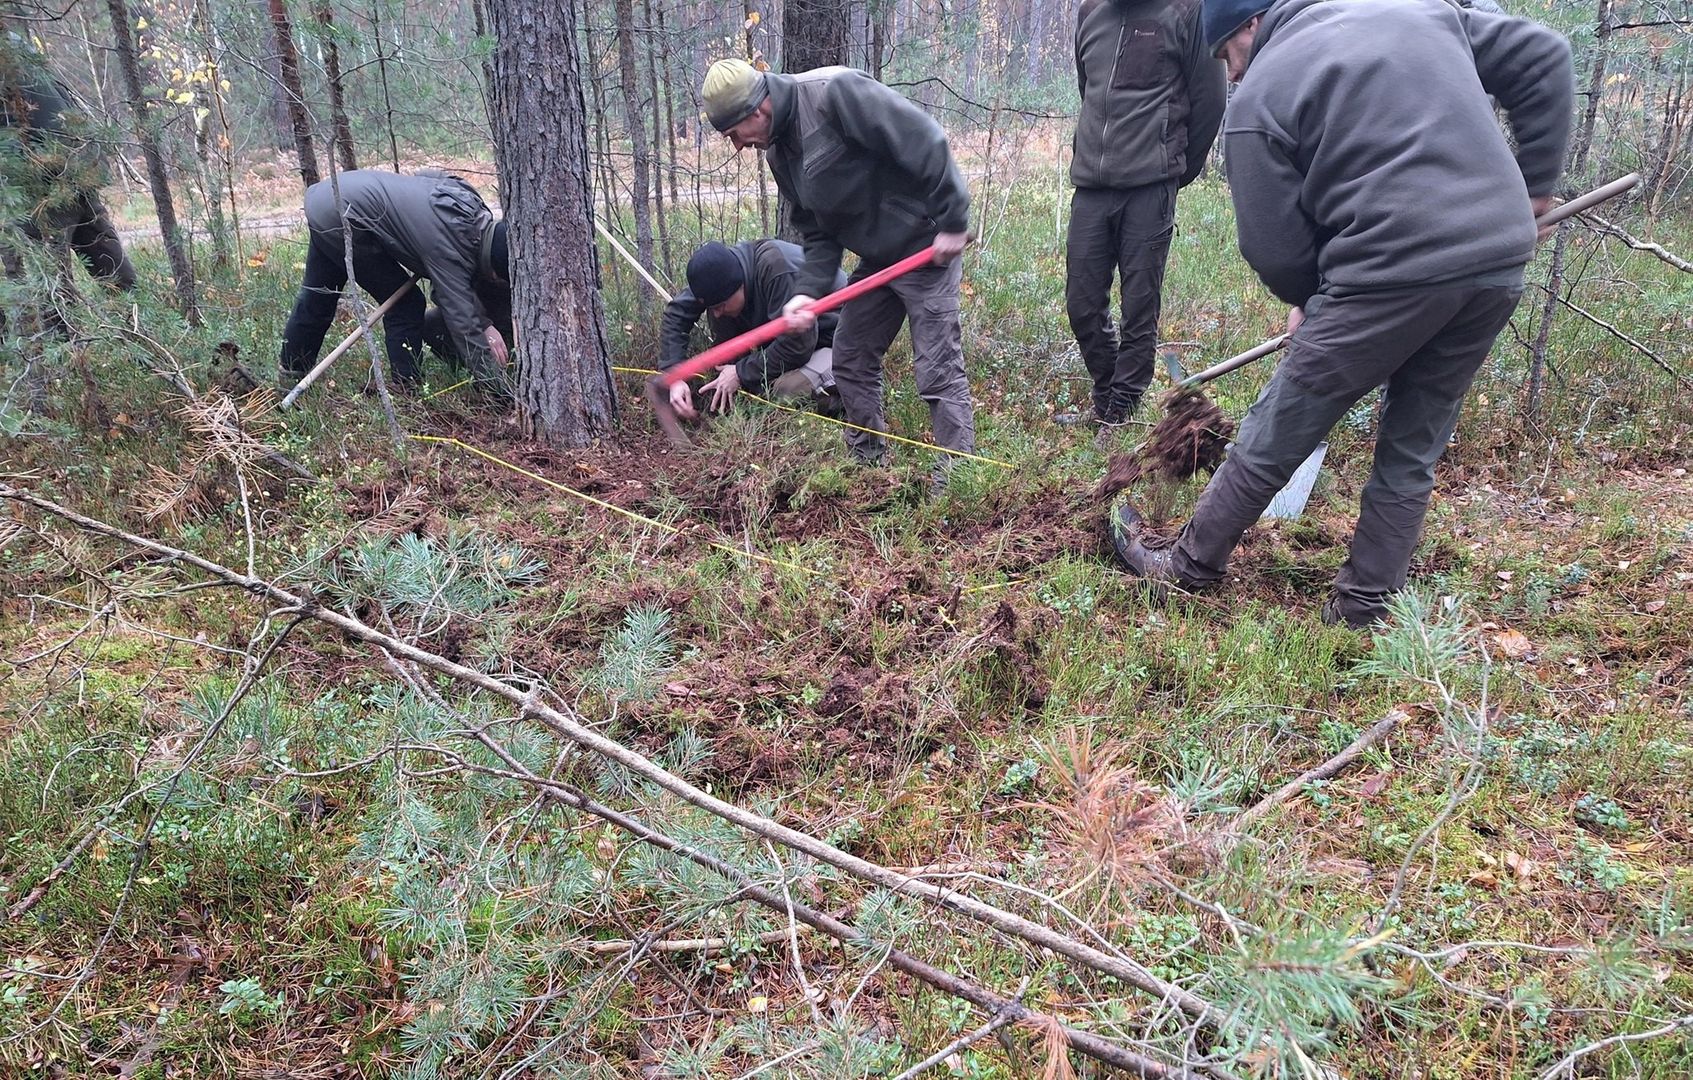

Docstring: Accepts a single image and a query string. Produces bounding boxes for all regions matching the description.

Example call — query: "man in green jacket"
[1068,0,1224,428]
[1112,0,1572,629]
[700,59,974,483]
[0,37,135,297]
[658,237,845,420]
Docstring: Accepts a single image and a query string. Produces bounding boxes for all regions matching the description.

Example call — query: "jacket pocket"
[1111,20,1169,90]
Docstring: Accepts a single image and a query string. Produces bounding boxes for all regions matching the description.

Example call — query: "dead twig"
[1537,1013,1693,1079]
[1538,286,1693,391]
[891,976,1032,1080]
[1226,710,1405,834]
[1583,213,1693,273]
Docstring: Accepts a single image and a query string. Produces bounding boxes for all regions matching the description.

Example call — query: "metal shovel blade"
[1262,442,1327,520]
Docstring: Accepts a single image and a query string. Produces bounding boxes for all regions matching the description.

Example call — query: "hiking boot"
[1108,503,1181,583]
[1321,595,1387,631]
[814,384,843,419]
[277,367,306,394]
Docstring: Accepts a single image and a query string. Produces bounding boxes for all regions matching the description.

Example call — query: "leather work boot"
[1321,595,1388,631]
[1108,503,1181,584]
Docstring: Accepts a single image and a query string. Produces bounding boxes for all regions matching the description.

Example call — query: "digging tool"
[644,245,944,446]
[279,275,418,409]
[1174,174,1642,395]
[1151,173,1645,519]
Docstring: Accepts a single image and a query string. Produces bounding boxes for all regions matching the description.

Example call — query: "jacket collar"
[765,73,798,147]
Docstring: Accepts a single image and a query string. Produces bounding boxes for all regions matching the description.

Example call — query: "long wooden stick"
[0,482,1229,1038]
[1176,174,1642,393]
[279,275,417,409]
[594,218,672,302]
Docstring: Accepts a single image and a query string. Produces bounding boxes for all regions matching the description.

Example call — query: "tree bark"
[485,0,619,447]
[1570,0,1613,178]
[105,0,199,322]
[266,0,320,187]
[777,0,850,241]
[1525,226,1567,422]
[613,0,655,304]
[644,0,671,274]
[312,1,358,173]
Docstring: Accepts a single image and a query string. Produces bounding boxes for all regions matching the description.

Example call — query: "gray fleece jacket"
[1071,0,1226,190]
[763,68,970,299]
[304,170,504,374]
[1224,0,1573,307]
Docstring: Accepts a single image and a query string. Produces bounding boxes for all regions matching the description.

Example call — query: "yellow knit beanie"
[701,58,768,132]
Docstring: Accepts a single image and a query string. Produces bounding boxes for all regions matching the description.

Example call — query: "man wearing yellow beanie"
[701,58,975,488]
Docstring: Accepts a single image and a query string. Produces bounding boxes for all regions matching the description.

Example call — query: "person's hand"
[668,379,698,420]
[702,364,741,413]
[485,325,509,368]
[1286,306,1305,337]
[782,294,817,334]
[1531,195,1557,242]
[931,231,969,264]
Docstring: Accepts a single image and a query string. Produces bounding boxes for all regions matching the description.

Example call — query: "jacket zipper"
[1100,19,1128,176]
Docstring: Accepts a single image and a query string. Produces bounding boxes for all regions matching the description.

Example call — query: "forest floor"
[2,177,1692,1078]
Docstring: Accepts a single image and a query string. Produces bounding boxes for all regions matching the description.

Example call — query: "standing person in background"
[1064,0,1225,430]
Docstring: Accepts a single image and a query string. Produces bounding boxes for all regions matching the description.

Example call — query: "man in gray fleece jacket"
[1068,0,1225,426]
[279,170,511,393]
[700,59,975,480]
[1113,0,1572,628]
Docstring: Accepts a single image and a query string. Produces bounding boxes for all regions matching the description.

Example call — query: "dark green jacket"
[657,238,844,392]
[1070,0,1225,190]
[304,170,507,374]
[0,41,110,211]
[764,67,970,299]
[1224,0,1571,307]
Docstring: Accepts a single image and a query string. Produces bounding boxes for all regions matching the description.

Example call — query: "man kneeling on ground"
[658,238,846,420]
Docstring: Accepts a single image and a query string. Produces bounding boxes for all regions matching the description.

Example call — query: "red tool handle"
[656,246,941,388]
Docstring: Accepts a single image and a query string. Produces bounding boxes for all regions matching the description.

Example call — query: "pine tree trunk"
[313,1,358,172]
[613,0,655,303]
[105,0,199,322]
[777,0,849,242]
[370,0,400,170]
[1570,0,1613,178]
[266,0,320,187]
[485,0,619,446]
[580,0,626,296]
[644,0,671,275]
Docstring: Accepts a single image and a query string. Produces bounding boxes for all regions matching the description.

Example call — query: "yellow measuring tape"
[420,377,473,401]
[611,366,1016,470]
[409,434,822,578]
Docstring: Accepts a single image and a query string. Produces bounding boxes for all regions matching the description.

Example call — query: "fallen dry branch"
[0,481,1242,1074]
[1583,213,1693,273]
[1226,710,1405,834]
[892,976,1031,1080]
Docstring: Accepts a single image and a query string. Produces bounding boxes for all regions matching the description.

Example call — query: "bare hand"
[702,364,741,413]
[931,231,969,264]
[1530,195,1556,242]
[485,325,509,368]
[782,294,817,334]
[1286,306,1305,337]
[668,379,698,420]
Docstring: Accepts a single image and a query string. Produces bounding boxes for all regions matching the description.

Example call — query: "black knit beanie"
[685,242,744,306]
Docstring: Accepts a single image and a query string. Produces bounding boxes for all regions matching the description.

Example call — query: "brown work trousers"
[830,256,975,473]
[1172,278,1524,625]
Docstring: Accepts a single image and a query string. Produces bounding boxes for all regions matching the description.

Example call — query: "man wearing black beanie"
[1112,0,1572,629]
[657,238,846,420]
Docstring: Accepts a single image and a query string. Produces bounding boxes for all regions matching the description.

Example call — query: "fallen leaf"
[663,682,694,698]
[746,995,768,1013]
[1504,851,1537,881]
[1467,870,1498,888]
[1644,600,1666,614]
[1360,772,1391,797]
[1493,629,1533,659]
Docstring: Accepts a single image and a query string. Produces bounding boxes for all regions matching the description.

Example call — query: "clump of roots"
[1095,388,1235,503]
